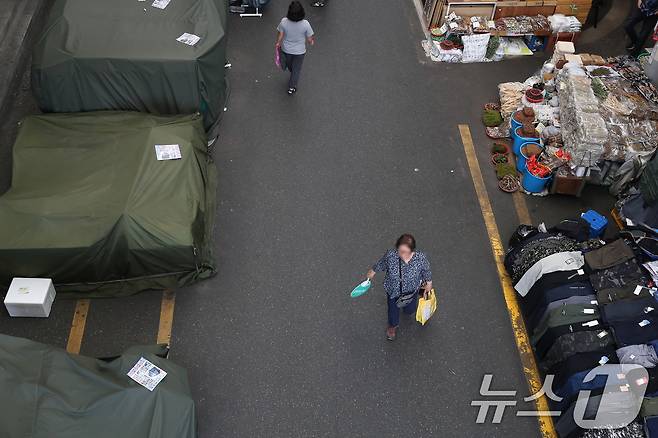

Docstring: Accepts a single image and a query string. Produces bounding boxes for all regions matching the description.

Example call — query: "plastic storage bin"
[522,162,551,193]
[581,210,608,238]
[517,142,542,172]
[4,278,56,317]
[510,111,524,130]
[512,127,540,156]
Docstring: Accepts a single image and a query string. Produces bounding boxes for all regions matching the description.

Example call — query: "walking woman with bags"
[366,234,433,341]
[275,1,315,95]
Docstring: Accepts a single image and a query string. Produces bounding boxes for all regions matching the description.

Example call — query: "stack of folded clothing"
[506,221,658,437]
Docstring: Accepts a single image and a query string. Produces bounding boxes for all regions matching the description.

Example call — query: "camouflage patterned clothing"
[541,329,614,371]
[589,259,647,293]
[505,235,580,284]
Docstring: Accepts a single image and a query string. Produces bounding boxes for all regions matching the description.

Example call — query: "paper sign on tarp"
[155,144,182,160]
[127,357,167,391]
[152,0,171,9]
[461,33,490,63]
[177,33,201,46]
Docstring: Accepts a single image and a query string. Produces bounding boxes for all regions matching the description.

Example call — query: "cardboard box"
[4,278,56,317]
[565,53,583,65]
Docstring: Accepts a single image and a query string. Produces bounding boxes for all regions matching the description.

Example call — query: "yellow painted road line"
[458,124,557,438]
[66,299,90,354]
[157,289,176,345]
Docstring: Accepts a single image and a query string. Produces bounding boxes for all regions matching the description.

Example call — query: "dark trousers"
[625,6,658,54]
[283,52,305,89]
[387,293,419,327]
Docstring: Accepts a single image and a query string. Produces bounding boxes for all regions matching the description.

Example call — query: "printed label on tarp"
[127,357,167,391]
[176,33,201,46]
[152,0,171,9]
[155,144,182,160]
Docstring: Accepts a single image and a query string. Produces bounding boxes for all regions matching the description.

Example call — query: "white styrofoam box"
[555,41,575,54]
[4,278,56,317]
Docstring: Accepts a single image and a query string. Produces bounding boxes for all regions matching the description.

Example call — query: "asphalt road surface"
[0,0,631,436]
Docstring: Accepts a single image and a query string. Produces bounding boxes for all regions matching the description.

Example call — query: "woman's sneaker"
[287,87,296,95]
[312,1,325,6]
[386,326,396,341]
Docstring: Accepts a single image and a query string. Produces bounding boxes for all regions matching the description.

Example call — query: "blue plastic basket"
[512,127,540,156]
[511,111,523,130]
[517,142,543,172]
[522,163,551,193]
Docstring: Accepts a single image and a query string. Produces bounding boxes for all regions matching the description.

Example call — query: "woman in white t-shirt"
[275,1,315,95]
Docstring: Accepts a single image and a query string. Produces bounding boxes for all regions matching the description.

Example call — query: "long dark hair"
[287,1,305,21]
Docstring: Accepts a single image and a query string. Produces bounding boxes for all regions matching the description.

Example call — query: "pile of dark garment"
[506,218,658,438]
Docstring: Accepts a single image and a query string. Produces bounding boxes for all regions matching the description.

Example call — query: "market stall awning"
[31,0,228,131]
[0,334,197,438]
[0,112,217,296]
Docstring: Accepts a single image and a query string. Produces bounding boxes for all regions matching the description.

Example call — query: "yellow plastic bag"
[416,289,437,325]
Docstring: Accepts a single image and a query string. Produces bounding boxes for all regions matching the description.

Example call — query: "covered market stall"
[0,112,217,296]
[0,334,197,438]
[31,0,228,133]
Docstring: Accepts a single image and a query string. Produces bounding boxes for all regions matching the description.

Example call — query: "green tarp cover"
[0,334,197,438]
[0,112,216,296]
[32,0,228,131]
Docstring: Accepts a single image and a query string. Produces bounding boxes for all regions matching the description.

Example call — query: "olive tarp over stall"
[31,0,228,132]
[0,112,217,296]
[0,334,197,438]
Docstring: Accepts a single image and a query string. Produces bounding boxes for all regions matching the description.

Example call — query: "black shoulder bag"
[396,257,419,308]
